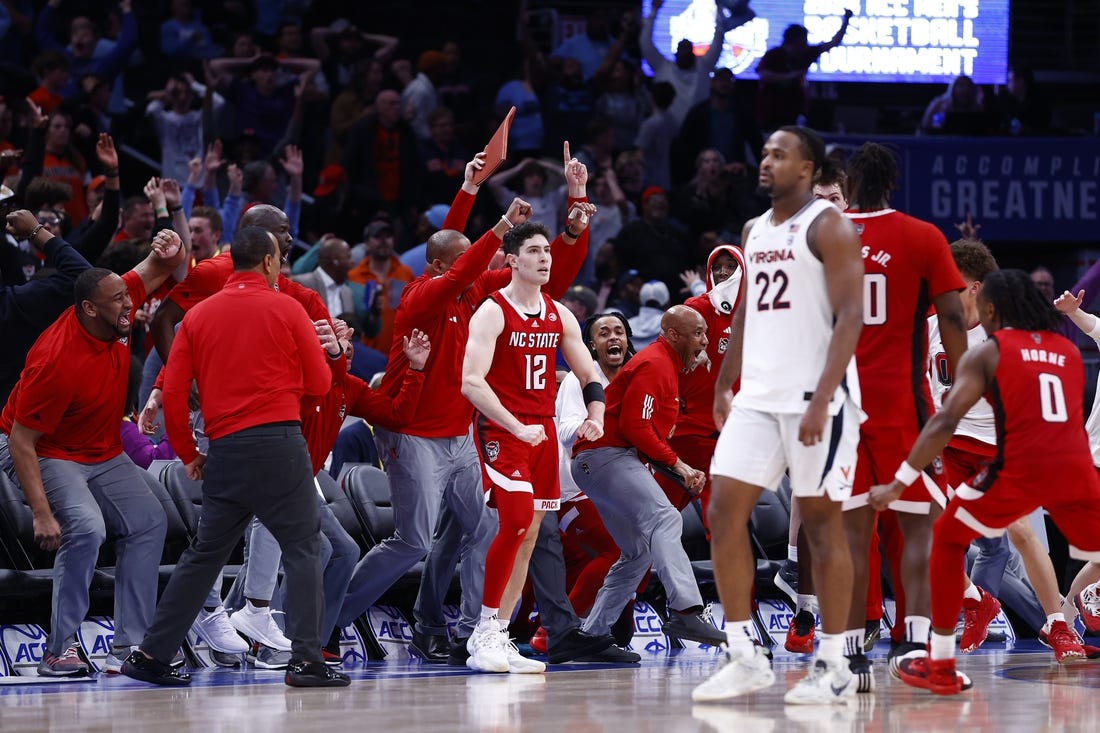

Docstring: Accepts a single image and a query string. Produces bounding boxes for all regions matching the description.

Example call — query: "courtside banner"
[832,135,1100,241]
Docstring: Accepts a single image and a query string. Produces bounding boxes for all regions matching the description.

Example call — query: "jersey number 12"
[525,354,547,390]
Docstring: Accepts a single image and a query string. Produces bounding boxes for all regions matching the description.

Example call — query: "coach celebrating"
[122,226,347,687]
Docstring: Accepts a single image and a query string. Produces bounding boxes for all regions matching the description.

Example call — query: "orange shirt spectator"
[346,221,414,354]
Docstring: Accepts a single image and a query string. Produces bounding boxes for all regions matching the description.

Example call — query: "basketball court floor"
[2,637,1097,733]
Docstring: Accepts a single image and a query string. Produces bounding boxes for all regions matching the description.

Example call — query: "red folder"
[471,106,515,186]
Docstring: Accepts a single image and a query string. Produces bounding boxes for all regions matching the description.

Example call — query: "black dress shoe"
[284,660,351,687]
[409,630,451,663]
[120,651,192,686]
[547,629,614,664]
[575,645,642,663]
[611,603,636,648]
[447,637,470,666]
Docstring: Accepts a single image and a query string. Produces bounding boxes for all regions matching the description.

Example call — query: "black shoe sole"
[661,627,726,648]
[408,641,451,664]
[574,648,641,663]
[285,674,351,687]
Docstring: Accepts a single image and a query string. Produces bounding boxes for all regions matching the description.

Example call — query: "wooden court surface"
[3,640,1099,732]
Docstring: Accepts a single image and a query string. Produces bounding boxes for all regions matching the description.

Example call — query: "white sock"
[963,583,982,602]
[796,594,817,614]
[906,615,931,645]
[817,632,843,663]
[930,631,955,661]
[1046,612,1065,631]
[787,544,799,563]
[725,620,755,658]
[480,606,498,625]
[843,628,864,656]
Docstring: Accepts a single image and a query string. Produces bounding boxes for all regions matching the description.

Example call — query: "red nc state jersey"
[846,209,965,427]
[987,329,1090,468]
[486,290,563,418]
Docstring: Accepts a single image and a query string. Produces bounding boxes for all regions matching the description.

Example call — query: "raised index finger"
[563,141,571,166]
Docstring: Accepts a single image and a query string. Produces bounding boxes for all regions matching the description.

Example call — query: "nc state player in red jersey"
[461,221,605,674]
[839,143,968,690]
[871,269,1100,695]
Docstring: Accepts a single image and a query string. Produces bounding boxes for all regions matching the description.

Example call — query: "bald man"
[292,237,366,323]
[571,306,726,647]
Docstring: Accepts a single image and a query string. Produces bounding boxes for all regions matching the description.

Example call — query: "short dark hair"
[777,125,825,175]
[25,177,72,210]
[502,221,551,257]
[122,195,150,216]
[783,24,809,44]
[950,239,997,282]
[73,267,114,309]
[231,226,276,271]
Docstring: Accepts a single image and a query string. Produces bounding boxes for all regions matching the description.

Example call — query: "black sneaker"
[661,608,726,647]
[447,637,470,666]
[284,660,351,687]
[773,559,799,603]
[888,640,927,680]
[575,645,641,663]
[409,630,451,664]
[547,629,615,664]
[863,620,881,652]
[120,650,192,686]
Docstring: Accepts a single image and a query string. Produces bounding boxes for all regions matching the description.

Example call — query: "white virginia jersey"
[927,318,995,445]
[734,198,860,415]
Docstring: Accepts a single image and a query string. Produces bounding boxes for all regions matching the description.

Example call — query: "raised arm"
[131,229,187,297]
[1056,289,1100,338]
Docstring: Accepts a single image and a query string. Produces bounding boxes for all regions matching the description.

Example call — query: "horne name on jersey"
[1020,347,1066,367]
[508,331,562,349]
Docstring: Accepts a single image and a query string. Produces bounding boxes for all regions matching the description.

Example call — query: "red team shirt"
[574,337,683,468]
[1,271,146,462]
[483,291,563,418]
[957,329,1100,543]
[848,209,966,428]
[475,291,565,506]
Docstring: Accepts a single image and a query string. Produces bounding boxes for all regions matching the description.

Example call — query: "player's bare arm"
[462,300,545,445]
[555,301,604,441]
[1056,289,1097,334]
[869,340,999,510]
[801,208,864,445]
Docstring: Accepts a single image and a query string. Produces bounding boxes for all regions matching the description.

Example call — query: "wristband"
[564,227,581,239]
[582,381,605,405]
[155,207,168,217]
[168,205,183,215]
[500,214,514,229]
[104,168,119,178]
[893,461,921,487]
[27,223,46,241]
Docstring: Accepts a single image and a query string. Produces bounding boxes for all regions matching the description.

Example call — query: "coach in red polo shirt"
[123,226,347,688]
[0,222,185,678]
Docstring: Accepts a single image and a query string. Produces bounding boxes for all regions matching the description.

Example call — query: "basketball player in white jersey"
[693,126,865,705]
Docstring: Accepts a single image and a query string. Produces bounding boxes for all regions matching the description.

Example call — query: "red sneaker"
[959,586,1001,653]
[897,654,964,695]
[784,609,815,654]
[1039,620,1086,663]
[322,648,343,666]
[530,627,547,655]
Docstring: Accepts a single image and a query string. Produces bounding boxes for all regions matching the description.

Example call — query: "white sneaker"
[192,606,250,654]
[229,604,292,652]
[784,658,855,705]
[692,646,776,702]
[102,646,136,674]
[466,618,509,673]
[505,636,545,674]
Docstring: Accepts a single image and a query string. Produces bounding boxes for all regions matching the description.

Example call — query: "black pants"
[142,422,323,663]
